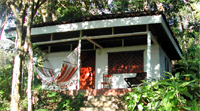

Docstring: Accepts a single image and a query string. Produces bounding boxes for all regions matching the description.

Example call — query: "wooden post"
[147,25,151,79]
[77,30,82,90]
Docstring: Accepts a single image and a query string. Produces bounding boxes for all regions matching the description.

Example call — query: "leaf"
[182,106,191,111]
[47,91,57,97]
[179,82,190,87]
[168,91,175,99]
[172,107,179,111]
[182,91,193,100]
[192,99,198,111]
[175,73,180,78]
[181,74,191,77]
[134,93,141,103]
[137,103,144,111]
[159,81,171,86]
[171,98,177,107]
[152,101,161,110]
[158,106,166,111]
[190,66,199,71]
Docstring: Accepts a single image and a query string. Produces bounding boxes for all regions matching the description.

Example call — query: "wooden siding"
[108,51,143,74]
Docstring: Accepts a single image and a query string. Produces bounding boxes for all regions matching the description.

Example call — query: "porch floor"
[60,88,134,96]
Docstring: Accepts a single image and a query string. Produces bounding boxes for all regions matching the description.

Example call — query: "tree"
[2,1,47,111]
[3,1,108,110]
[32,0,108,24]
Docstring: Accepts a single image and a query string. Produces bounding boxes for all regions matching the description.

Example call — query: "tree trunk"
[10,54,22,111]
[10,26,23,111]
[27,45,33,111]
[8,1,47,111]
[26,1,34,110]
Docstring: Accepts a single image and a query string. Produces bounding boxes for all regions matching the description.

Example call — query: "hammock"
[36,47,78,88]
[36,67,58,84]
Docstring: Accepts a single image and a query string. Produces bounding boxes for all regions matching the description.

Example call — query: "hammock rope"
[36,47,78,88]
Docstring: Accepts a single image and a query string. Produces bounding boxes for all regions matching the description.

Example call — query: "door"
[80,51,95,89]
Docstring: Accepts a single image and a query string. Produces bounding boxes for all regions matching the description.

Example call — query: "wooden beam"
[50,34,54,41]
[87,38,103,49]
[122,39,124,47]
[112,27,114,35]
[35,31,148,45]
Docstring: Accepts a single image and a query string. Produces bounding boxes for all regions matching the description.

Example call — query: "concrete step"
[83,101,118,107]
[83,101,127,110]
[86,95,124,101]
[80,107,116,111]
[80,95,127,110]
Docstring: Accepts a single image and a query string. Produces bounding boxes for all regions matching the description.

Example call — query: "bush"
[124,73,200,111]
[34,90,85,110]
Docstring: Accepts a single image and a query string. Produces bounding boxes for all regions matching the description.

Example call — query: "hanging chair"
[36,47,78,88]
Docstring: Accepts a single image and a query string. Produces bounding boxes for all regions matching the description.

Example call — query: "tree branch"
[8,2,20,22]
[32,0,47,20]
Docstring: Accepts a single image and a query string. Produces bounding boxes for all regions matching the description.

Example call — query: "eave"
[5,12,182,60]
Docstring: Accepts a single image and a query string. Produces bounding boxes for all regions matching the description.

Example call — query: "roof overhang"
[5,13,182,60]
[7,15,163,36]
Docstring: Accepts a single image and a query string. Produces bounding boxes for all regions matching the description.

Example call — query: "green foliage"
[57,92,85,110]
[111,0,129,12]
[0,42,14,110]
[124,73,200,111]
[19,97,28,110]
[34,90,85,110]
[0,64,12,111]
[58,99,71,110]
[57,6,88,21]
[0,64,12,100]
[0,100,10,111]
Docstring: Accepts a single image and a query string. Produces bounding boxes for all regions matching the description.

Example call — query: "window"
[165,57,169,72]
[108,50,144,74]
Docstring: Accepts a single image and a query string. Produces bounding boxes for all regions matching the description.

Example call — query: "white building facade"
[6,12,182,90]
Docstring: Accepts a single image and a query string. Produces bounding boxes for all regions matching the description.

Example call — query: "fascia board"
[6,15,162,37]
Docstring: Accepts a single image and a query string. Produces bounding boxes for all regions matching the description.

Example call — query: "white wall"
[159,46,172,78]
[44,51,71,71]
[95,44,160,89]
[151,44,161,79]
[42,44,161,90]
